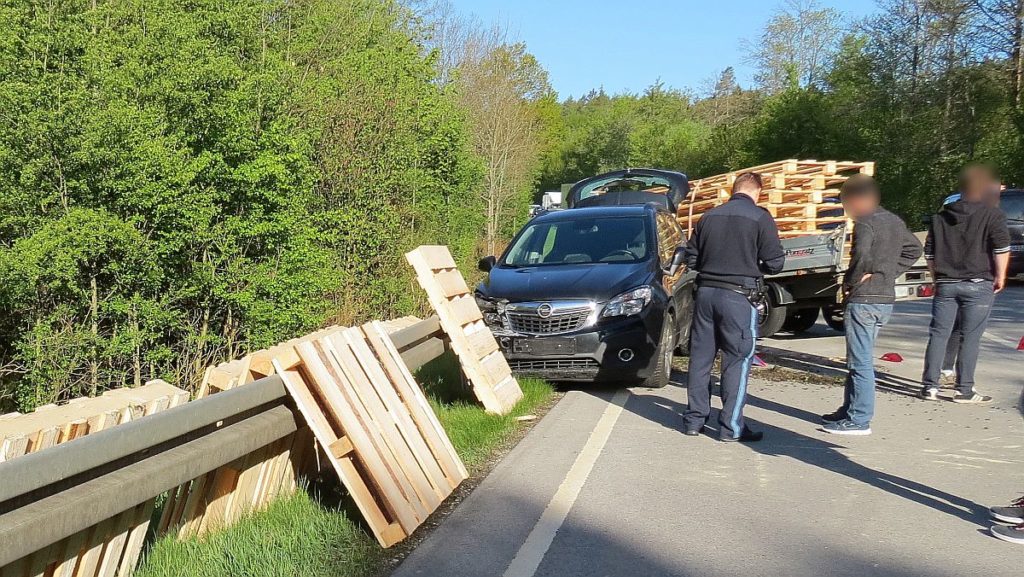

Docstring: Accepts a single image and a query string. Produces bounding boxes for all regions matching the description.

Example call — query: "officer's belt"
[697,280,757,292]
[697,279,766,307]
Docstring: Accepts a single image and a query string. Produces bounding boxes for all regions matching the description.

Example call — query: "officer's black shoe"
[683,425,702,437]
[821,409,848,425]
[720,427,763,443]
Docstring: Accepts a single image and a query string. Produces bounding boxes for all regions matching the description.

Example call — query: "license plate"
[512,337,576,356]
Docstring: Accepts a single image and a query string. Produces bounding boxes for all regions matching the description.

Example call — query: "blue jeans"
[842,303,893,426]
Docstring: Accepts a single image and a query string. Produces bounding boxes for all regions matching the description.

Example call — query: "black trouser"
[684,286,757,439]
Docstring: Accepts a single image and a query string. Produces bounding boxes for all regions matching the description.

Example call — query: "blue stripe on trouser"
[729,305,758,437]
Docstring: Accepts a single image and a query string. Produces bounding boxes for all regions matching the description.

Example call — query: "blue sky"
[446,0,879,99]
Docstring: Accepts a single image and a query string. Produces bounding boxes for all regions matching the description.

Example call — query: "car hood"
[478,262,654,302]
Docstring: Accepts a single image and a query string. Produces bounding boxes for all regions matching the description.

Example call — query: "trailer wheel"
[757,299,787,338]
[822,304,845,333]
[782,308,819,333]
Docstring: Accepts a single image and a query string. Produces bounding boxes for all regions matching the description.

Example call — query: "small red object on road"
[751,354,767,367]
[1017,336,1024,351]
[880,352,903,362]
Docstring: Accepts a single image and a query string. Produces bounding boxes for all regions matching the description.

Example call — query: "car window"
[503,217,649,266]
[1001,193,1024,221]
[577,175,673,203]
[655,212,683,265]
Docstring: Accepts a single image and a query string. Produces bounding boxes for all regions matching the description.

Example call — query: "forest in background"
[1,0,1021,410]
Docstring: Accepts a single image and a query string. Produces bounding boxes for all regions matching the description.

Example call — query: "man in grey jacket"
[822,175,923,435]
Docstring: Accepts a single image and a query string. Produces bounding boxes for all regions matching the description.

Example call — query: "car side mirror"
[478,256,497,272]
[667,247,686,276]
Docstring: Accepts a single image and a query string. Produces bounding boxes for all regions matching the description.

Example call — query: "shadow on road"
[757,345,925,398]
[621,384,987,528]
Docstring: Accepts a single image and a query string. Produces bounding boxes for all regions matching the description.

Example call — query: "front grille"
[506,309,590,335]
[509,359,599,372]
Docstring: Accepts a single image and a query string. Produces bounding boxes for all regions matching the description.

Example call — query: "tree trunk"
[1014,0,1024,107]
[90,275,99,397]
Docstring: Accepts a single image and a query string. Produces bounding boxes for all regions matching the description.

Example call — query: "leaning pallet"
[270,323,467,547]
[406,245,523,415]
[680,159,874,238]
[0,381,188,577]
[157,330,336,538]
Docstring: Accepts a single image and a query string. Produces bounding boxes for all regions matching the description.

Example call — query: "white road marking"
[502,389,630,577]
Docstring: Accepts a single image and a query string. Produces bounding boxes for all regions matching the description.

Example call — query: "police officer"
[683,172,785,442]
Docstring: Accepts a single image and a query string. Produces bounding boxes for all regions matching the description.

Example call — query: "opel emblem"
[537,303,552,318]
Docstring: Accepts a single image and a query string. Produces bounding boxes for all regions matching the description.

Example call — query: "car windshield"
[1001,192,1024,221]
[502,216,649,266]
[577,175,672,203]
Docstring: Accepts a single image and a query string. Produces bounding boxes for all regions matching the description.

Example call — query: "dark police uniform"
[683,194,785,440]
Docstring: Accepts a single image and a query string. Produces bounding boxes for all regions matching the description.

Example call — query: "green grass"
[136,491,383,577]
[135,353,554,576]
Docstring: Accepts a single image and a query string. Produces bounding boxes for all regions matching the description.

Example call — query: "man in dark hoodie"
[821,175,922,435]
[920,164,1011,403]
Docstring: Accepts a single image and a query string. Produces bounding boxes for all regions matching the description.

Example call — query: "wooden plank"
[388,316,442,351]
[434,270,470,298]
[400,339,446,373]
[342,329,447,504]
[95,509,133,577]
[447,295,483,326]
[364,321,468,484]
[319,334,431,522]
[196,465,241,533]
[283,344,417,540]
[116,499,155,577]
[330,436,355,459]
[414,245,458,269]
[466,328,499,359]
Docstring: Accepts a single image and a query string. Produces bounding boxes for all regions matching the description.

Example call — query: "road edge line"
[502,389,630,577]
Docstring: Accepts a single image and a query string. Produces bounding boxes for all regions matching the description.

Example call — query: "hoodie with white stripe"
[925,200,1011,281]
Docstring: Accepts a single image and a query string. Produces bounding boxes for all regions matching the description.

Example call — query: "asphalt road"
[392,286,1024,577]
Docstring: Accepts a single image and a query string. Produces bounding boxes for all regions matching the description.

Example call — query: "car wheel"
[644,313,675,388]
[757,298,787,338]
[782,308,819,333]
[822,304,845,332]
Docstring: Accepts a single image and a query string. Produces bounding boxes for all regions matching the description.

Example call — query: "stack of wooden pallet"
[0,381,189,577]
[163,319,472,547]
[680,159,875,238]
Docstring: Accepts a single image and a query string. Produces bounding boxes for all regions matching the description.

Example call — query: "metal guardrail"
[0,316,451,569]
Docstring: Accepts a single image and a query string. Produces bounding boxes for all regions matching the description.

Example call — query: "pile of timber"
[0,245,523,575]
[163,320,471,547]
[164,250,521,547]
[0,381,189,577]
[680,159,875,238]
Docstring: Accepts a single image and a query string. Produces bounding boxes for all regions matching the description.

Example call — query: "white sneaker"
[940,369,954,378]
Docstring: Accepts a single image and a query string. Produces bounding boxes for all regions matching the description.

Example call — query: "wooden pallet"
[679,159,872,239]
[0,381,188,577]
[271,324,467,547]
[405,246,523,415]
[157,330,335,538]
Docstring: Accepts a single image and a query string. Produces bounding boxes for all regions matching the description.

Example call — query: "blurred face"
[842,193,879,218]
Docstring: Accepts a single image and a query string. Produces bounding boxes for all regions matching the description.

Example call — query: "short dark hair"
[732,172,762,194]
[840,173,879,199]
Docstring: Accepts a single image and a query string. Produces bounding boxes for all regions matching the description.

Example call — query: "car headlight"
[602,286,653,318]
[475,294,504,328]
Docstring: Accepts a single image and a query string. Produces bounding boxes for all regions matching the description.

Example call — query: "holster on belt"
[698,278,767,308]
